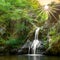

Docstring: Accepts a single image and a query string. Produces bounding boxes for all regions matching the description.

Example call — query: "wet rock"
[8,48,18,55]
[17,48,29,55]
[17,40,32,54]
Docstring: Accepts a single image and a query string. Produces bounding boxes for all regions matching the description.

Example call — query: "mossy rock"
[46,40,60,56]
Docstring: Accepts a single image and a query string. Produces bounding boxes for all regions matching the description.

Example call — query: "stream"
[0,55,60,60]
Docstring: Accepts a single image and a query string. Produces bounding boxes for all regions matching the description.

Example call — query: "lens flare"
[44,5,49,11]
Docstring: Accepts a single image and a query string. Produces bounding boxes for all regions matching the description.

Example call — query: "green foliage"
[49,27,56,35]
[37,10,48,22]
[0,0,41,47]
[5,38,17,46]
[0,38,5,46]
[0,0,59,51]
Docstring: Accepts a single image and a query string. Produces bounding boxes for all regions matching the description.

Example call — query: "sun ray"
[51,9,57,13]
[36,8,43,14]
[49,10,58,21]
[50,7,57,13]
[36,9,44,19]
[52,7,60,11]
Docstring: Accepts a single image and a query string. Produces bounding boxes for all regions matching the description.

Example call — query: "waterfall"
[18,26,45,55]
[35,27,40,40]
[18,27,44,55]
[31,27,40,54]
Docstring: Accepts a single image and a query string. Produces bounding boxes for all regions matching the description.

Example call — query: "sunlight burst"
[44,5,49,11]
[42,3,60,21]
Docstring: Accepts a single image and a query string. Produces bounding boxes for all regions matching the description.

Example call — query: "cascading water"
[18,27,44,55]
[31,27,40,54]
[35,28,40,40]
[18,26,46,55]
